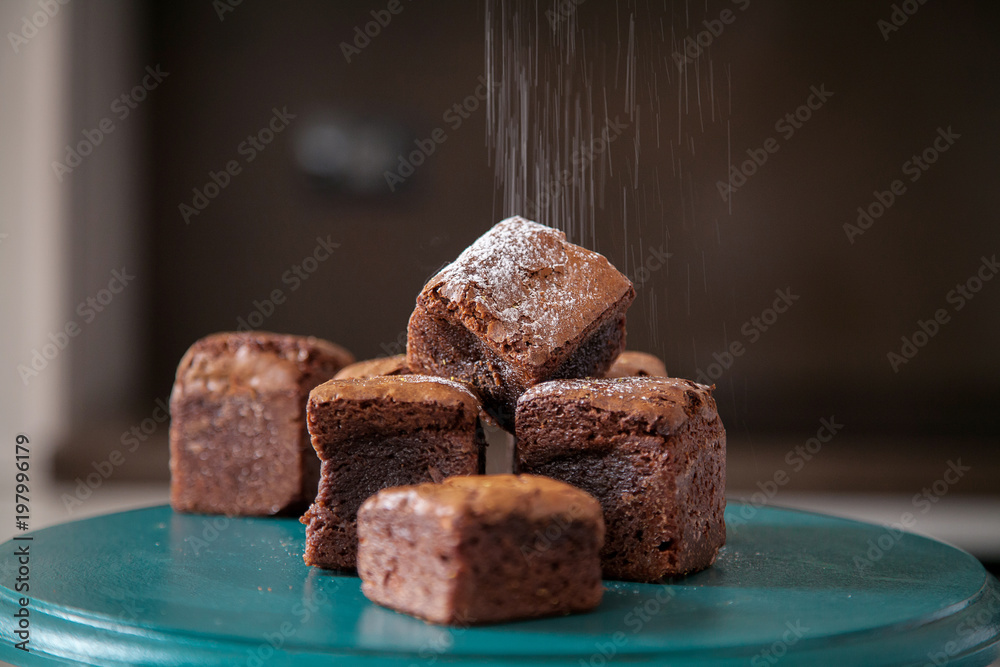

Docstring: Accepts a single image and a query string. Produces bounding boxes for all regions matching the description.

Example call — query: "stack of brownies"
[169,216,726,625]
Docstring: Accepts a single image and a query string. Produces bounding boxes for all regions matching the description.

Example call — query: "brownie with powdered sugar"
[407,216,634,429]
[516,376,726,582]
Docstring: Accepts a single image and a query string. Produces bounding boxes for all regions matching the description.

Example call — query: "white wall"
[0,0,72,466]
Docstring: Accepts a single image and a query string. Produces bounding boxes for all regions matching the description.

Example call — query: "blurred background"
[0,0,997,582]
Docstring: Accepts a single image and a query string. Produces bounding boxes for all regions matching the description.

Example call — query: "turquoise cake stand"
[1,502,998,666]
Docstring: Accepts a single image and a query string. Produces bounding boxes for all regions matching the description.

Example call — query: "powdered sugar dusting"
[524,375,710,398]
[426,216,632,365]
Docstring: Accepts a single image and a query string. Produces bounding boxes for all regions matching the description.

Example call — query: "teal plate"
[1,503,998,666]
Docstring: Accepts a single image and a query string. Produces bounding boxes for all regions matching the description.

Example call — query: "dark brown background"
[60,1,998,498]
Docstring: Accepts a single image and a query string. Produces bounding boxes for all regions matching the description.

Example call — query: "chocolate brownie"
[169,331,353,516]
[302,375,485,570]
[332,354,515,471]
[333,354,409,380]
[516,377,726,581]
[357,474,604,625]
[603,350,668,378]
[407,216,635,429]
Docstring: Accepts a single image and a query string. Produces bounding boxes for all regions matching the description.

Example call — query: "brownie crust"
[603,350,668,378]
[333,354,410,380]
[169,331,353,516]
[302,375,485,570]
[516,377,726,581]
[407,217,634,428]
[358,475,604,625]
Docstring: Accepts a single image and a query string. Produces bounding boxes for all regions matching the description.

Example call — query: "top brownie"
[407,217,634,427]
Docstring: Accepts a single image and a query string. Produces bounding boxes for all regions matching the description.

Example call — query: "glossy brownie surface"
[333,354,410,380]
[603,350,668,378]
[363,473,603,523]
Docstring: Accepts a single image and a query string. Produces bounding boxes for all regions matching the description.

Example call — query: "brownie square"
[407,216,634,429]
[333,354,410,380]
[603,350,668,378]
[302,375,485,570]
[169,331,353,516]
[357,474,604,625]
[516,377,726,581]
[332,355,515,474]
